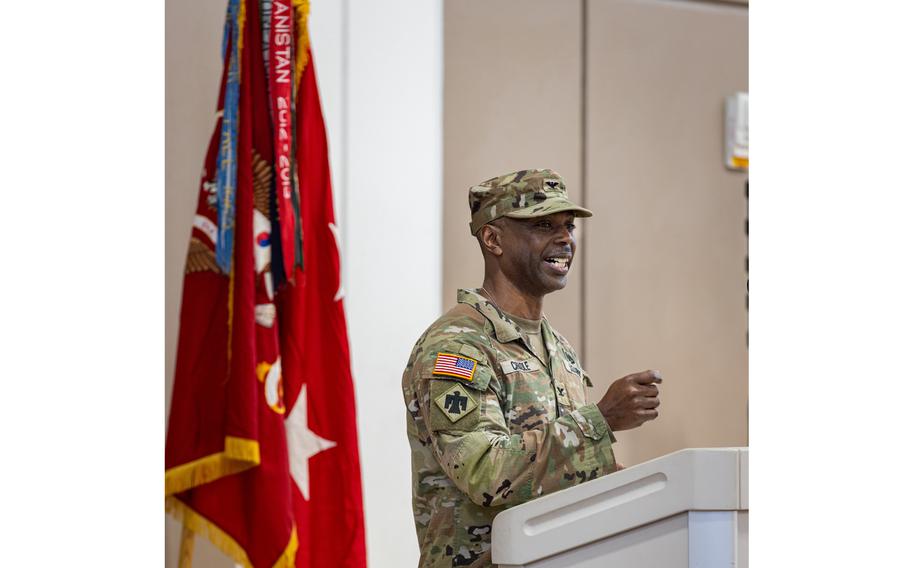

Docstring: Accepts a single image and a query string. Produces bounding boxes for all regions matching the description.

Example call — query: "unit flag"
[165,1,366,566]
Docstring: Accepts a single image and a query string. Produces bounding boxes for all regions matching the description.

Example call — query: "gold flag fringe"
[292,0,311,81]
[168,497,253,567]
[168,497,298,568]
[165,436,260,496]
[237,0,248,56]
[272,527,299,568]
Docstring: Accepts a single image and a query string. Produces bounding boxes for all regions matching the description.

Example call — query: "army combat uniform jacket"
[402,289,618,567]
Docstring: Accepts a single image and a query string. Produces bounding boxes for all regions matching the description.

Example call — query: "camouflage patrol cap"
[468,168,593,235]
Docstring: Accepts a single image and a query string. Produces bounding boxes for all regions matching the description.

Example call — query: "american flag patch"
[432,352,478,381]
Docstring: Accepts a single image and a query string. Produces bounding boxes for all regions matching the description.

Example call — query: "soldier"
[402,168,662,567]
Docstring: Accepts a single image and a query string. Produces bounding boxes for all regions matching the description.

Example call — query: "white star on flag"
[286,385,337,500]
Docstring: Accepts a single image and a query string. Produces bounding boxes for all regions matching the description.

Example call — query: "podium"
[491,448,748,567]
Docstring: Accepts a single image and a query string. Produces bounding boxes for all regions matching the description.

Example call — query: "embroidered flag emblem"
[432,352,478,381]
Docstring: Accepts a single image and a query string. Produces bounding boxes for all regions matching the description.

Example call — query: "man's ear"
[479,223,503,257]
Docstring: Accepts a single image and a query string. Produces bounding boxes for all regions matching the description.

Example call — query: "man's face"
[495,212,577,296]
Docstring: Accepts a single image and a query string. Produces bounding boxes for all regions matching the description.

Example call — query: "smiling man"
[402,169,662,567]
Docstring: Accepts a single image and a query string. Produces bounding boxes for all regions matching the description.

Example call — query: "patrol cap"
[468,168,593,235]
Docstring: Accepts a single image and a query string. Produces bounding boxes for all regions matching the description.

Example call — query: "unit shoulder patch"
[433,383,478,423]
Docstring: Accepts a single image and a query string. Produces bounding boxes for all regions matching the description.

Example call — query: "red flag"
[166,0,296,565]
[166,0,366,566]
[278,48,367,568]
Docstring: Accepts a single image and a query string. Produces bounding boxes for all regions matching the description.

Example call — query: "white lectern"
[491,448,748,567]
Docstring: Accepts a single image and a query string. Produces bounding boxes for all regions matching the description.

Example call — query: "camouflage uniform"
[402,170,615,567]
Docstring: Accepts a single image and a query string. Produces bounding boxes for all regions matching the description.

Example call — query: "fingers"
[635,395,660,409]
[637,383,659,397]
[635,408,659,422]
[629,369,662,385]
[601,370,663,432]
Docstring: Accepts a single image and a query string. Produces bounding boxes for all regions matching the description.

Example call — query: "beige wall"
[443,0,585,348]
[444,0,748,467]
[583,0,749,465]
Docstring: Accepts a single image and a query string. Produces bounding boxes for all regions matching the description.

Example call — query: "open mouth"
[543,255,571,274]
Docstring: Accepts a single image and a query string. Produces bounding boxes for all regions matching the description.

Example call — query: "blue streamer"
[215,0,241,274]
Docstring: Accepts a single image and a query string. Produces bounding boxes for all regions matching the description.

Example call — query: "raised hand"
[596,370,662,432]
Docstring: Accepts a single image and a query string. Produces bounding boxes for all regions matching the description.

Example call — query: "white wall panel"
[345,1,442,566]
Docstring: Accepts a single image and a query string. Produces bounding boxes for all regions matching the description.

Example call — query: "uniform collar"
[457,288,522,343]
[456,289,558,363]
